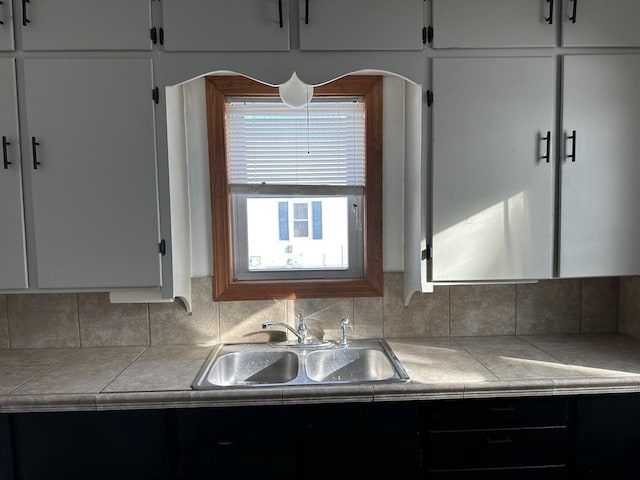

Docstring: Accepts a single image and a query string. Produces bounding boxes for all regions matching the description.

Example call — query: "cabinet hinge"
[151,27,164,46]
[426,90,433,107]
[159,239,166,256]
[422,245,432,261]
[152,87,160,104]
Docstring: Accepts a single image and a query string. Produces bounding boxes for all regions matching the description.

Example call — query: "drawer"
[427,465,568,480]
[426,426,568,470]
[426,397,569,429]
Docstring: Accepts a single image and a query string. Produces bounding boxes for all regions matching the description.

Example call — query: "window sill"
[213,277,383,301]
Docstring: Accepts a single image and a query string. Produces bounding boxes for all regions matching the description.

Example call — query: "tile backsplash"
[0,274,632,349]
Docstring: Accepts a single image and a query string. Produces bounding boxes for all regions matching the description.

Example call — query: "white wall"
[183,74,409,277]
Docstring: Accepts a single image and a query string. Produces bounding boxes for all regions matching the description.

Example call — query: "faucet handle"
[339,318,350,347]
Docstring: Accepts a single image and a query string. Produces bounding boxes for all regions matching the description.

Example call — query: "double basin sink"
[192,338,410,389]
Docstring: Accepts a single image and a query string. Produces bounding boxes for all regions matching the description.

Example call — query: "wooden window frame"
[206,75,383,301]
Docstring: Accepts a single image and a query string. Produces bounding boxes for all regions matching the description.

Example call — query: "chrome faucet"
[262,312,310,344]
[339,318,350,347]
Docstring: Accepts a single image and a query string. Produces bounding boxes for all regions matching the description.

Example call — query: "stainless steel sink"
[305,348,397,383]
[192,339,409,389]
[206,349,299,386]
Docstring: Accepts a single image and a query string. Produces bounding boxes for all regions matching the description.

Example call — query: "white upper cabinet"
[23,59,161,289]
[562,0,640,47]
[162,0,290,52]
[0,0,14,50]
[20,0,152,51]
[431,0,557,48]
[298,0,424,50]
[0,59,28,289]
[560,54,640,277]
[431,57,555,282]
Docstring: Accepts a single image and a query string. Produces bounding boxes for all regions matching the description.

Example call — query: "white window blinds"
[225,99,366,186]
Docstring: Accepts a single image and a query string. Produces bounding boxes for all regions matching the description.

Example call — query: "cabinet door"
[431,57,555,282]
[162,0,290,52]
[0,0,14,51]
[0,59,28,290]
[298,0,423,51]
[0,415,14,480]
[175,407,297,480]
[560,55,640,277]
[576,394,640,478]
[431,0,556,48]
[13,410,170,480]
[562,0,640,47]
[23,59,161,289]
[20,0,151,51]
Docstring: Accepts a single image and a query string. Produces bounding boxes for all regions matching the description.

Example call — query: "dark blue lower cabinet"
[419,397,572,479]
[0,415,15,480]
[9,394,640,480]
[297,402,420,480]
[173,405,297,480]
[575,393,640,479]
[12,410,171,480]
[173,403,420,480]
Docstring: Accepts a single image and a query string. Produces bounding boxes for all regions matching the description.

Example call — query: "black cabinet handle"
[545,0,554,24]
[305,0,309,25]
[569,0,578,23]
[489,406,516,413]
[567,130,577,162]
[486,435,513,445]
[278,0,283,28]
[2,136,10,169]
[32,136,40,169]
[22,0,30,26]
[0,0,5,26]
[541,131,551,163]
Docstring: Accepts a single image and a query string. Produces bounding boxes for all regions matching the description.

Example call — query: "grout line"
[216,297,221,344]
[513,284,518,335]
[98,362,138,394]
[579,278,584,335]
[617,277,623,335]
[8,366,51,394]
[448,285,452,337]
[449,337,500,381]
[145,302,151,346]
[7,348,79,394]
[5,295,13,349]
[76,293,83,347]
[381,290,385,339]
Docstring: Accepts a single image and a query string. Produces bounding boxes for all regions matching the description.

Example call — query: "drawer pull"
[545,0,554,24]
[486,435,512,445]
[489,406,516,413]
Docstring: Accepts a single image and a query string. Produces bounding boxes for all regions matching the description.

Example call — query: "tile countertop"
[2,334,640,413]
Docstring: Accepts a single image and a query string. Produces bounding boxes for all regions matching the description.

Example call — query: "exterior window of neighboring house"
[206,75,382,300]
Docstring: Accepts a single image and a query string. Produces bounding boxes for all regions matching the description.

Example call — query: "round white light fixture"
[278,72,314,109]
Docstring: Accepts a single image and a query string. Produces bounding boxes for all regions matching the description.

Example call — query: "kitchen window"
[206,75,382,300]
